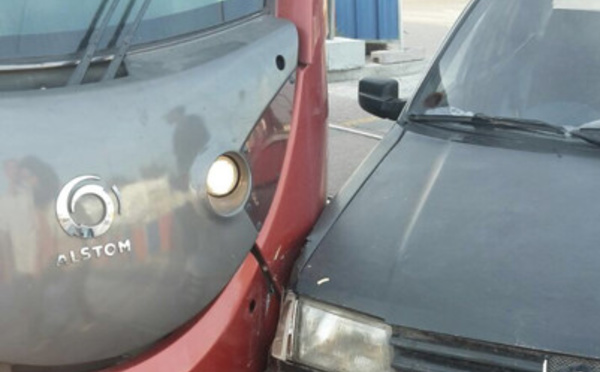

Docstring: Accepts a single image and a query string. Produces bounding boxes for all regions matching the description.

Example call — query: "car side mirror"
[358,78,406,121]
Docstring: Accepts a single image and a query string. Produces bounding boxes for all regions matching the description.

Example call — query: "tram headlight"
[205,152,251,217]
[206,156,240,197]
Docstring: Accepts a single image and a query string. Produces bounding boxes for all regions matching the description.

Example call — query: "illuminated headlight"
[206,155,240,197]
[205,152,251,217]
[272,293,393,372]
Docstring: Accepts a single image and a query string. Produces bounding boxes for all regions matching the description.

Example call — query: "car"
[270,0,600,371]
[0,1,327,371]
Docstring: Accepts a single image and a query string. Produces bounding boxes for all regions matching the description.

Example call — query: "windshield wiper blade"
[68,0,122,86]
[76,0,111,52]
[409,114,566,135]
[409,113,600,148]
[107,0,138,49]
[102,0,152,81]
[569,128,600,147]
[68,0,152,85]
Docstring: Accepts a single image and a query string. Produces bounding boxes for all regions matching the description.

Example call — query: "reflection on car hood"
[296,130,600,359]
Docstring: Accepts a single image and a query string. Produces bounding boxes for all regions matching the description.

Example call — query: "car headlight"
[272,293,393,372]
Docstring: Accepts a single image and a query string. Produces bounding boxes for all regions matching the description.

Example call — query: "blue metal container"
[336,0,399,40]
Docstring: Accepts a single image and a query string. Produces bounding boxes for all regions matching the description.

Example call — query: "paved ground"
[326,0,469,196]
[402,0,470,58]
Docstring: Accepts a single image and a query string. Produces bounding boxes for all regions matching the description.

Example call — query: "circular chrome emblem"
[56,175,121,238]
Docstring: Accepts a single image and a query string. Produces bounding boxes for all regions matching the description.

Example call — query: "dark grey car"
[270,0,600,371]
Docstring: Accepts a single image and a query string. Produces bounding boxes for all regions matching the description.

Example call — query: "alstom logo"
[55,175,133,267]
[56,240,132,267]
[56,175,121,238]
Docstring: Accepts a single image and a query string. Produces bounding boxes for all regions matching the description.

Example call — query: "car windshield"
[408,0,600,128]
[0,0,264,62]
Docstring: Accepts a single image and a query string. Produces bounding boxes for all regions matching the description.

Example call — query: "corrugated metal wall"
[336,0,399,40]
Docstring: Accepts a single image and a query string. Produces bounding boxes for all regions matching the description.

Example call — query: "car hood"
[296,129,600,359]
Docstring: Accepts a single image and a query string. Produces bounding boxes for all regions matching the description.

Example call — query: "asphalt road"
[403,0,470,58]
[326,0,469,196]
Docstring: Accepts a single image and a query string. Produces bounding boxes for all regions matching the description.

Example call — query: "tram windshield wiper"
[68,0,153,85]
[102,0,153,81]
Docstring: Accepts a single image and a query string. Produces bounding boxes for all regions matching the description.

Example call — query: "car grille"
[390,328,544,372]
[390,328,600,372]
[547,356,600,372]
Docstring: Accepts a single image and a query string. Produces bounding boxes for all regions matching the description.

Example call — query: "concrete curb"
[327,59,427,83]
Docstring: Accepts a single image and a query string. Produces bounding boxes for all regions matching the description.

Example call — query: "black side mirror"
[358,78,406,120]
